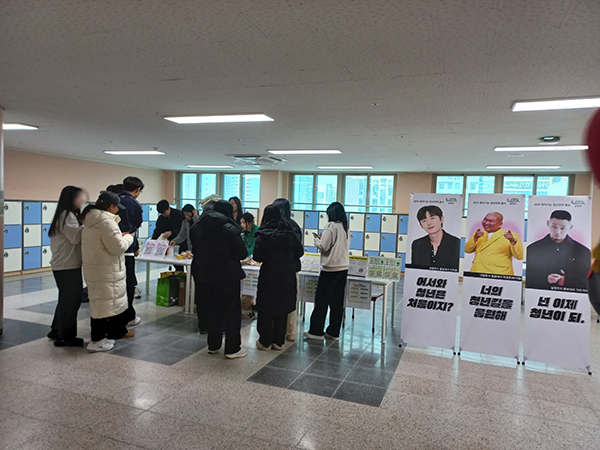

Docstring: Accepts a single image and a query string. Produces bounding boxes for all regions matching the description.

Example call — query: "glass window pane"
[315,175,338,207]
[222,174,240,200]
[242,174,261,205]
[436,175,464,194]
[293,175,314,208]
[198,174,217,199]
[503,176,534,211]
[369,175,394,210]
[180,174,197,199]
[344,175,368,209]
[465,175,495,208]
[180,199,195,209]
[536,176,569,196]
[292,203,312,210]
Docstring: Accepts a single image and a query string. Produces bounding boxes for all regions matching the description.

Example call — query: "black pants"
[50,268,83,340]
[309,270,348,338]
[199,280,242,355]
[90,310,129,342]
[125,256,137,321]
[192,267,209,332]
[257,312,287,347]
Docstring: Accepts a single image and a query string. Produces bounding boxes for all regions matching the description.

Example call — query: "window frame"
[176,171,261,210]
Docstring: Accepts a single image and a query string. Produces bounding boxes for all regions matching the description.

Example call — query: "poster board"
[301,253,321,273]
[367,256,402,281]
[346,279,372,310]
[348,256,369,277]
[141,239,169,260]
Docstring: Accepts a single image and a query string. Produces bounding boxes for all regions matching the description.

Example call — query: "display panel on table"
[401,194,463,350]
[523,196,592,371]
[459,194,525,360]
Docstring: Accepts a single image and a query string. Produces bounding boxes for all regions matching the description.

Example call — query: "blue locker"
[524,220,528,242]
[350,231,364,250]
[304,211,319,229]
[380,233,396,252]
[304,246,318,254]
[4,225,22,249]
[23,247,42,270]
[148,221,156,238]
[460,237,465,258]
[397,253,406,271]
[142,204,150,222]
[23,202,42,225]
[42,224,51,246]
[365,214,381,233]
[397,215,409,234]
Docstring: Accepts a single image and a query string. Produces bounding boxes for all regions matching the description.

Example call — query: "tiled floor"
[2,269,600,449]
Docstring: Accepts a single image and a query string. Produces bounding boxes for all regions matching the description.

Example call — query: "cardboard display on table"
[301,253,321,273]
[367,256,402,281]
[348,256,369,277]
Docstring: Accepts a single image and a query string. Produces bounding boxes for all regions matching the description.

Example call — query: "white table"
[136,256,194,314]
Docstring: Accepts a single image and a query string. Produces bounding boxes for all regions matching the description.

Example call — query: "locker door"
[397,253,406,271]
[365,214,381,233]
[381,214,397,233]
[461,217,467,237]
[23,247,42,270]
[290,211,304,228]
[380,233,396,253]
[397,235,407,253]
[364,232,380,251]
[23,225,42,247]
[149,204,159,221]
[4,225,22,249]
[4,201,22,225]
[4,248,22,272]
[348,250,363,257]
[397,215,409,234]
[139,222,149,239]
[304,211,318,230]
[142,204,150,222]
[304,246,318,254]
[380,252,396,258]
[318,212,328,230]
[148,221,156,238]
[23,202,42,225]
[304,229,318,246]
[460,237,466,258]
[42,202,57,223]
[349,231,364,250]
[42,224,51,246]
[42,246,52,268]
[348,213,365,231]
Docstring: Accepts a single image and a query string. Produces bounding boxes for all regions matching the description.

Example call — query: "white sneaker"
[207,349,219,354]
[325,333,340,341]
[87,339,114,353]
[225,349,247,359]
[128,317,142,328]
[105,339,115,345]
[271,343,284,351]
[303,332,325,341]
[134,287,142,299]
[256,340,270,351]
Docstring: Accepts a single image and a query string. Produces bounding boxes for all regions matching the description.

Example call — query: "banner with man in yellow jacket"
[459,194,525,360]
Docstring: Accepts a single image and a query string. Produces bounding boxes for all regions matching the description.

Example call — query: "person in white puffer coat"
[81,191,135,352]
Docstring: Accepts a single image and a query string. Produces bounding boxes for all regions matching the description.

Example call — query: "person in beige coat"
[81,191,135,352]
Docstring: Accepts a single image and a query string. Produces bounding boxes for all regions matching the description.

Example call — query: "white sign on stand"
[348,256,369,277]
[241,270,259,296]
[301,276,319,303]
[346,279,372,310]
[301,253,321,273]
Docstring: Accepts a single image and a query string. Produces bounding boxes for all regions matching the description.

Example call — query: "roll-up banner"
[401,194,463,350]
[459,194,525,359]
[524,196,592,371]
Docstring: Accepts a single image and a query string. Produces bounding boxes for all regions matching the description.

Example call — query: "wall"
[394,173,434,214]
[5,149,166,203]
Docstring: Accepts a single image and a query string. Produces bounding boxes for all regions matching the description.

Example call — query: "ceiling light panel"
[494,145,587,152]
[268,150,341,155]
[186,165,234,169]
[104,150,165,155]
[486,165,561,170]
[164,114,273,124]
[317,165,373,170]
[3,123,38,130]
[512,97,600,112]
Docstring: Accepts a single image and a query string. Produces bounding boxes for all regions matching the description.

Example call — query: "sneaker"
[271,343,284,351]
[87,339,114,352]
[134,287,142,299]
[325,333,340,341]
[54,337,84,347]
[256,340,270,351]
[207,349,219,354]
[122,331,135,339]
[225,349,247,359]
[286,334,296,342]
[303,332,325,341]
[105,339,115,345]
[47,330,59,340]
[128,317,142,328]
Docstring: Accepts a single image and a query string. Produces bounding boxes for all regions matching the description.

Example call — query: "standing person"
[273,198,303,342]
[106,184,124,194]
[118,176,144,327]
[81,191,135,352]
[152,200,184,241]
[48,186,86,347]
[240,212,258,257]
[169,204,199,252]
[253,205,304,351]
[305,202,350,341]
[229,196,243,225]
[190,200,248,358]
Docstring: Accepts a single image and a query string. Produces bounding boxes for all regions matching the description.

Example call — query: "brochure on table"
[301,253,321,273]
[367,256,402,281]
[141,239,170,260]
[349,256,369,277]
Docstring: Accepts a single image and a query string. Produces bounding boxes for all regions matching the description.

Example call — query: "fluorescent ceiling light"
[268,149,341,155]
[512,97,600,112]
[494,145,587,152]
[104,150,165,155]
[486,165,561,170]
[317,165,373,170]
[186,165,234,169]
[164,114,273,124]
[3,123,38,130]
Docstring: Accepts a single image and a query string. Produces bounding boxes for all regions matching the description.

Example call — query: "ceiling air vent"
[227,154,286,167]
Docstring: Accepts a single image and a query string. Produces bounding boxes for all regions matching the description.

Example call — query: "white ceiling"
[1,0,599,173]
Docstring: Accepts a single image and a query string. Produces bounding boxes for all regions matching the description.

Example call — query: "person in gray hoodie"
[305,202,350,341]
[170,204,199,251]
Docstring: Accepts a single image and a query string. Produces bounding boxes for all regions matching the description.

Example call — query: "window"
[344,175,394,213]
[536,176,569,196]
[292,174,338,210]
[180,173,197,208]
[344,175,368,212]
[368,175,394,213]
[242,174,261,208]
[198,174,217,200]
[315,175,338,209]
[503,176,534,211]
[177,172,260,211]
[465,176,495,213]
[222,174,241,200]
[436,176,464,194]
[292,175,314,210]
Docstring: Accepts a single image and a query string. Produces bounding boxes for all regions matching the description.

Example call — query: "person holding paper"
[170,204,199,251]
[465,212,523,276]
[152,200,184,241]
[410,205,460,270]
[526,210,590,290]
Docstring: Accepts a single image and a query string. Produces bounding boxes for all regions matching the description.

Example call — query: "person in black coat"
[410,205,460,271]
[190,200,248,359]
[152,200,185,242]
[253,205,304,351]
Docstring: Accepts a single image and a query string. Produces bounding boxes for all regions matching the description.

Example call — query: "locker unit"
[304,211,319,230]
[397,215,409,234]
[42,224,51,246]
[380,233,397,253]
[348,213,365,231]
[318,212,328,229]
[397,234,407,253]
[524,220,528,242]
[397,253,406,271]
[380,252,396,258]
[381,214,397,233]
[41,202,57,223]
[364,232,380,251]
[4,248,22,272]
[142,204,150,222]
[23,225,42,247]
[23,247,42,270]
[349,231,364,250]
[304,246,318,254]
[460,237,466,258]
[139,222,149,239]
[290,211,304,228]
[304,229,318,245]
[4,225,22,249]
[461,217,468,237]
[4,201,22,225]
[23,202,42,225]
[42,246,52,268]
[148,204,159,221]
[363,250,377,257]
[148,221,156,238]
[348,250,363,257]
[365,214,381,233]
